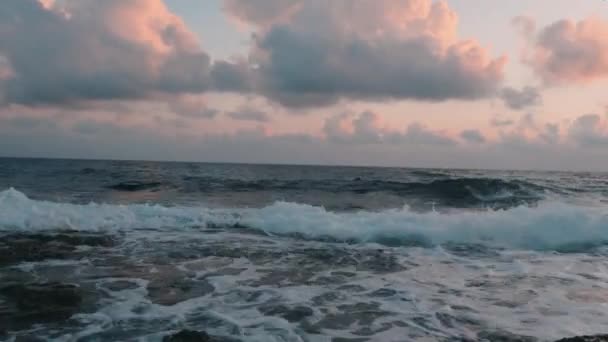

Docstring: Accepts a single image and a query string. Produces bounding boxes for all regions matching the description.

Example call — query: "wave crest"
[1,188,607,251]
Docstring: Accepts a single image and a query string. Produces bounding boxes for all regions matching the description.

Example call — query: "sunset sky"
[1,0,608,170]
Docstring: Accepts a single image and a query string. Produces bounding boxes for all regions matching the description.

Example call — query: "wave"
[1,188,607,251]
[107,181,165,192]
[176,176,547,208]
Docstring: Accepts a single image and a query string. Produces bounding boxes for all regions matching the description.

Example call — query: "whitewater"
[1,159,608,341]
[2,188,608,251]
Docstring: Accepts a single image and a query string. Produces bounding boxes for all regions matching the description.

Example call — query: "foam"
[0,187,238,231]
[2,188,608,250]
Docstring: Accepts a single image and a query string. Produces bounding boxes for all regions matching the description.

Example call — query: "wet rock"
[311,291,344,306]
[0,282,85,330]
[163,330,211,342]
[312,302,392,331]
[259,304,313,322]
[147,277,214,306]
[203,267,247,277]
[162,329,241,342]
[355,252,406,274]
[14,336,46,342]
[331,271,356,278]
[368,288,397,297]
[282,306,314,322]
[353,322,394,336]
[555,336,608,342]
[477,330,537,342]
[250,268,315,287]
[0,232,114,267]
[103,280,139,291]
[312,275,349,285]
[442,242,501,258]
[108,181,162,192]
[337,284,366,293]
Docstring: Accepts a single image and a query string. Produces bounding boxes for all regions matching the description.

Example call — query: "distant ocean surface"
[1,158,608,341]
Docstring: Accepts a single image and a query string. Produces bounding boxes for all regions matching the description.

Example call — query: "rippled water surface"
[1,158,607,341]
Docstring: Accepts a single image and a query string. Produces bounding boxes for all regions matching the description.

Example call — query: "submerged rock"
[102,280,139,291]
[147,276,214,306]
[163,329,241,342]
[0,231,114,267]
[163,330,212,342]
[477,330,537,342]
[0,282,85,330]
[555,335,608,342]
[259,304,314,322]
[108,181,163,191]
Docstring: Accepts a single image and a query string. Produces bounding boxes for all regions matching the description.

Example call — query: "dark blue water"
[1,157,606,211]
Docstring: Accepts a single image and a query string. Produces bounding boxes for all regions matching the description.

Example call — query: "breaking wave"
[1,188,607,251]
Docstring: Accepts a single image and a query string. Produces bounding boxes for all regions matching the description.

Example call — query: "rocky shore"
[0,231,606,341]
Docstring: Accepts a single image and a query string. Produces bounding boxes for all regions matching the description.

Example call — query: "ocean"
[1,158,607,341]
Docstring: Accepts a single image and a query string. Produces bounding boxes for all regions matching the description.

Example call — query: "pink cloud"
[0,0,215,106]
[527,17,608,84]
[323,111,456,145]
[224,0,507,108]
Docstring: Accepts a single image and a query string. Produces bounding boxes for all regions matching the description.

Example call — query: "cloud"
[460,129,486,143]
[0,0,244,107]
[72,120,121,135]
[6,115,56,129]
[324,111,383,143]
[539,123,560,144]
[168,96,219,119]
[226,106,270,122]
[526,17,608,84]
[500,86,541,110]
[5,105,608,170]
[492,113,565,150]
[324,110,456,146]
[512,16,536,36]
[224,0,507,108]
[491,117,515,127]
[394,123,456,146]
[568,114,608,146]
[1,0,508,112]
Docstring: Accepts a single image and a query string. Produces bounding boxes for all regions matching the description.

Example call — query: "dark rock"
[108,181,162,192]
[103,280,139,291]
[355,253,406,274]
[337,284,366,292]
[163,330,211,342]
[331,271,356,278]
[0,282,85,330]
[477,330,537,342]
[442,242,501,258]
[259,304,313,322]
[311,291,344,306]
[283,306,314,322]
[555,335,608,342]
[312,302,392,331]
[368,288,397,297]
[14,336,46,342]
[147,277,214,306]
[162,330,241,342]
[0,232,114,267]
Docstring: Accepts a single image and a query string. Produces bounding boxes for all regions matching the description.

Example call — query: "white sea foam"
[2,188,608,250]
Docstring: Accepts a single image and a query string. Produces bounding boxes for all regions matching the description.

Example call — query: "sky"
[1,0,608,171]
